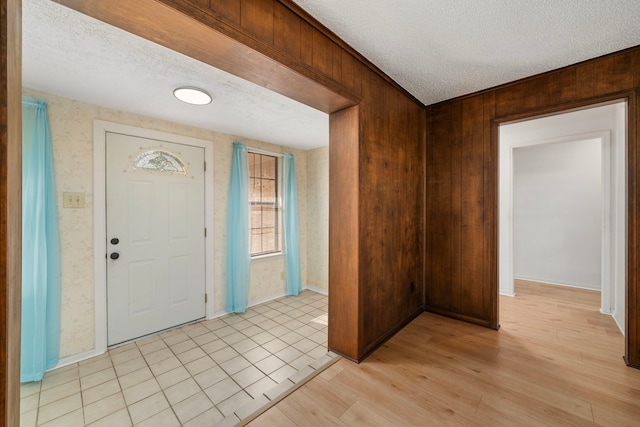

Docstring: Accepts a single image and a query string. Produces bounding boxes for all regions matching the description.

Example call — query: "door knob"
[110,238,119,245]
[110,252,120,260]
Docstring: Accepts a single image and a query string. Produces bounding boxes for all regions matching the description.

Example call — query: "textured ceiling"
[22,0,329,150]
[23,1,640,150]
[295,0,640,105]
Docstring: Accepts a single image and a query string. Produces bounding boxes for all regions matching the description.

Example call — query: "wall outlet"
[63,192,85,208]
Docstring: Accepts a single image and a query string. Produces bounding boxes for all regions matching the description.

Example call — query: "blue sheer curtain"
[283,153,302,296]
[226,141,250,312]
[21,96,61,382]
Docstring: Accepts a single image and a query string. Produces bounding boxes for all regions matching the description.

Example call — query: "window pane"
[250,178,261,202]
[251,206,262,228]
[263,228,276,252]
[251,228,262,254]
[262,206,276,228]
[262,156,276,179]
[261,179,275,203]
[248,153,280,256]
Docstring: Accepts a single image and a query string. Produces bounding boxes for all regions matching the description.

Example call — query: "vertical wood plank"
[299,20,313,67]
[187,0,209,10]
[576,62,595,99]
[273,2,300,60]
[332,43,342,82]
[207,0,240,25]
[450,100,463,313]
[633,49,640,89]
[312,29,332,77]
[460,96,484,318]
[593,52,635,96]
[426,103,454,311]
[328,106,360,359]
[632,77,640,367]
[0,0,22,424]
[549,68,577,105]
[240,0,274,45]
[483,91,498,327]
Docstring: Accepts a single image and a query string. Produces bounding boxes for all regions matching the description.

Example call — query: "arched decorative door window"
[130,149,188,175]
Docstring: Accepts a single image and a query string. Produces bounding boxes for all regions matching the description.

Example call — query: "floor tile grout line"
[23,291,328,427]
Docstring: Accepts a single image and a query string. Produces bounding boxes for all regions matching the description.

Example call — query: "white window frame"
[248,148,283,259]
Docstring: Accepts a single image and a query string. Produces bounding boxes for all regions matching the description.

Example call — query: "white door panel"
[106,132,205,345]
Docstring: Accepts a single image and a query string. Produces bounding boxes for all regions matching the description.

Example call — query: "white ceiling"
[295,0,640,105]
[23,0,640,150]
[22,0,329,150]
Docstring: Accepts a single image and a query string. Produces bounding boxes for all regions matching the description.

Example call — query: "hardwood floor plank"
[249,281,640,426]
[248,406,297,427]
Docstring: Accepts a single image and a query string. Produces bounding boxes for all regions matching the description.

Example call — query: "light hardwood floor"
[248,280,640,426]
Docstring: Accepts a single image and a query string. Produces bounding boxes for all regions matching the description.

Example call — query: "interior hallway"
[20,290,334,426]
[249,281,640,426]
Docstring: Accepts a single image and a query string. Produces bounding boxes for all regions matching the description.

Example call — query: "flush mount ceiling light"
[173,86,212,105]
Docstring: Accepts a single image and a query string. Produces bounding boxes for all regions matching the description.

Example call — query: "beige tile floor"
[20,290,334,427]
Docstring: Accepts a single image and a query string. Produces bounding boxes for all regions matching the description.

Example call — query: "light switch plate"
[63,192,85,208]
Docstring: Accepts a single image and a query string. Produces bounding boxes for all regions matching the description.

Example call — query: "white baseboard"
[500,292,516,297]
[51,348,105,372]
[612,312,625,336]
[514,276,600,292]
[304,285,328,296]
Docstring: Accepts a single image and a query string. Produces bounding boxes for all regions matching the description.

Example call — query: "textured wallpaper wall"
[306,146,329,290]
[23,88,323,359]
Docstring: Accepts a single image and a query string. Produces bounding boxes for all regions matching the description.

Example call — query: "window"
[249,152,281,256]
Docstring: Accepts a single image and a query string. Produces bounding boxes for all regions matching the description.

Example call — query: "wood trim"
[328,105,360,359]
[0,0,21,424]
[627,89,639,366]
[54,0,359,114]
[485,91,498,329]
[276,0,424,106]
[427,45,640,109]
[424,305,494,329]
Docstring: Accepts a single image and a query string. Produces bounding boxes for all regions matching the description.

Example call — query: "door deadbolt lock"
[110,252,120,260]
[110,238,119,245]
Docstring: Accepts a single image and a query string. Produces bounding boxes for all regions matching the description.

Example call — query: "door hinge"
[204,227,207,237]
[205,293,208,303]
[204,161,206,171]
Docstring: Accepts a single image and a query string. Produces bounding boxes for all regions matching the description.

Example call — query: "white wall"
[23,88,329,360]
[512,139,602,289]
[499,102,626,333]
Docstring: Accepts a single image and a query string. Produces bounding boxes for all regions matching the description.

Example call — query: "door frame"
[94,120,215,354]
[499,129,617,315]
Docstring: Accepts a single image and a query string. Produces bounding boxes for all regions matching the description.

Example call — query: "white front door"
[106,132,206,345]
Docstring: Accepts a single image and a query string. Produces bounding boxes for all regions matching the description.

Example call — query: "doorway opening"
[499,101,627,334]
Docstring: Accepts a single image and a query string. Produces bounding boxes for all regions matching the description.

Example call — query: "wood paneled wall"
[54,0,425,362]
[0,0,22,424]
[358,72,424,357]
[425,47,640,367]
